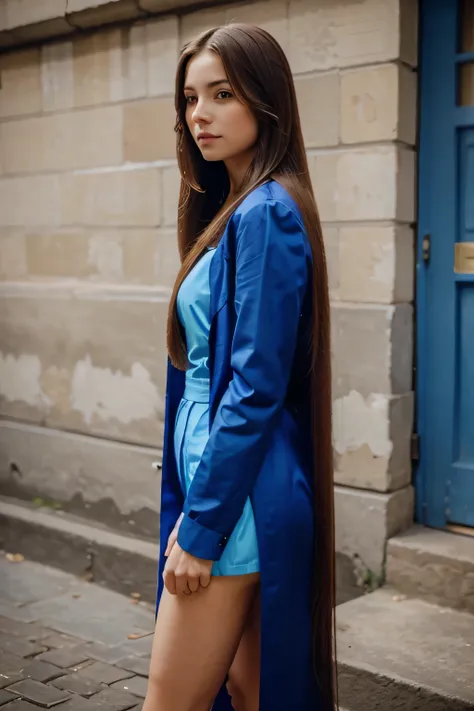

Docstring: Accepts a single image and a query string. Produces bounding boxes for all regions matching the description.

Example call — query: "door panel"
[418,0,474,528]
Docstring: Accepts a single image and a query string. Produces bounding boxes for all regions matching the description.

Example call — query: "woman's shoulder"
[232,180,304,229]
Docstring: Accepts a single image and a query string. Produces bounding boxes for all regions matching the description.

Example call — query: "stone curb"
[0,497,158,604]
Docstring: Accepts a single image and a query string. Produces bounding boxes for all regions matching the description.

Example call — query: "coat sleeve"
[177,199,309,560]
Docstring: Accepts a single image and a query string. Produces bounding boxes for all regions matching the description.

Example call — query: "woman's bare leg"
[143,573,260,711]
[226,589,261,711]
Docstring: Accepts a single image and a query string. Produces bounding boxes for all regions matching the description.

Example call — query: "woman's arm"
[177,198,309,561]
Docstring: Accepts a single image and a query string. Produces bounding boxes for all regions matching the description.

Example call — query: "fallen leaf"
[6,553,24,563]
[127,633,141,639]
[71,594,82,599]
[131,592,141,599]
[392,594,407,602]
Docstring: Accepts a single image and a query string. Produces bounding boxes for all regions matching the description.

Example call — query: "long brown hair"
[167,24,336,709]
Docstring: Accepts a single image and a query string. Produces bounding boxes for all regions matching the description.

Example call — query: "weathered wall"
[0,0,418,593]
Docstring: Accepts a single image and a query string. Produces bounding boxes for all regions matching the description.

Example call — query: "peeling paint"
[333,390,392,458]
[71,354,162,425]
[0,352,51,408]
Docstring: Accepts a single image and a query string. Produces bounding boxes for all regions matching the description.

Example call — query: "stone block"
[341,63,417,145]
[73,29,122,107]
[336,148,396,221]
[0,231,27,279]
[162,165,181,227]
[123,99,177,162]
[41,41,75,112]
[6,679,71,707]
[20,227,179,287]
[60,168,161,227]
[400,0,418,67]
[224,0,289,51]
[0,287,168,446]
[146,17,179,97]
[77,661,132,685]
[139,0,208,10]
[288,0,400,74]
[295,72,339,148]
[5,0,66,28]
[396,146,416,223]
[123,228,180,288]
[111,675,147,698]
[387,526,474,613]
[0,105,123,174]
[51,674,103,697]
[18,660,63,683]
[117,656,150,677]
[0,632,46,657]
[334,392,413,492]
[73,24,162,106]
[68,0,144,28]
[335,484,414,582]
[85,687,140,710]
[0,421,161,532]
[309,146,415,222]
[0,48,42,118]
[339,225,414,304]
[0,175,60,227]
[398,64,418,146]
[322,225,339,298]
[309,152,338,222]
[180,6,227,47]
[332,303,413,397]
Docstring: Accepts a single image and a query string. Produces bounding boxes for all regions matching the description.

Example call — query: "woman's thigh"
[144,573,260,711]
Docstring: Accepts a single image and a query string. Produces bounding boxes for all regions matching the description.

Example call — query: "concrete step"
[386,525,474,613]
[0,495,158,604]
[336,587,474,711]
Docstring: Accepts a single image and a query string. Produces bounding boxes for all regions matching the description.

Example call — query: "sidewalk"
[0,550,156,710]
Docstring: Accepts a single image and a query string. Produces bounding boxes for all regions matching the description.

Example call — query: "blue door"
[418,0,474,528]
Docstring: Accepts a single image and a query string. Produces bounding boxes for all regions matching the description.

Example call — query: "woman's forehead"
[184,50,228,88]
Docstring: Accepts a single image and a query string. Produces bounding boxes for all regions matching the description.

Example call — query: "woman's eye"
[185,96,197,105]
[216,90,232,100]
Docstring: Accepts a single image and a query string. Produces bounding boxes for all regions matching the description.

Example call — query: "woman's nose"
[192,99,211,124]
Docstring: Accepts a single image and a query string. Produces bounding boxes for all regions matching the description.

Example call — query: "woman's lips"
[197,134,220,143]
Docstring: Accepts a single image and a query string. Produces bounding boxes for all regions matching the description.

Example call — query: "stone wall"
[0,0,418,596]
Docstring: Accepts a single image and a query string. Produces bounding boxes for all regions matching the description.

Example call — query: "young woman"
[143,23,336,711]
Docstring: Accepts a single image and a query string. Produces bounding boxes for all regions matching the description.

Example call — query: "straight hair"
[166,24,337,710]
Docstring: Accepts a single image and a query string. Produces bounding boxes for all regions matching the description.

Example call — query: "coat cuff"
[177,514,228,561]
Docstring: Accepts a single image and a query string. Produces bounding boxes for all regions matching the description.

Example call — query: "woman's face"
[184,49,258,166]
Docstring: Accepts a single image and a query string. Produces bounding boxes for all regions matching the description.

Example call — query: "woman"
[144,23,336,711]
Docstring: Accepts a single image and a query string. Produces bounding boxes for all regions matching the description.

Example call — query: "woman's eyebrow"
[184,79,231,91]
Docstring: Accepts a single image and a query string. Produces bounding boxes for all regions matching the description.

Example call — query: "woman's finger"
[188,574,200,593]
[164,514,184,557]
[176,573,191,596]
[163,569,177,595]
[199,568,211,589]
[164,531,177,557]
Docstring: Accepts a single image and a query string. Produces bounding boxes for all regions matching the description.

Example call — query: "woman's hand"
[164,513,184,557]
[163,542,213,596]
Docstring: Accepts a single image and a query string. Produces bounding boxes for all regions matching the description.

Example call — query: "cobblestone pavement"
[0,551,156,710]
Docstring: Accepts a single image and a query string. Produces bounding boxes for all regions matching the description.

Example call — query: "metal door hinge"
[411,433,420,461]
[422,234,431,264]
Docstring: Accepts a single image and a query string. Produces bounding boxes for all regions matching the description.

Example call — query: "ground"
[0,551,155,710]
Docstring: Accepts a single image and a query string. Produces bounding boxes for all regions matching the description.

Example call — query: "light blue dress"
[174,247,260,575]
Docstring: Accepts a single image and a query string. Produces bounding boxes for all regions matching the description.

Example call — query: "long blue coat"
[156,180,321,710]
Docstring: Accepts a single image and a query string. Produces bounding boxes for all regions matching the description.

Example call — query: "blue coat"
[157,181,322,710]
